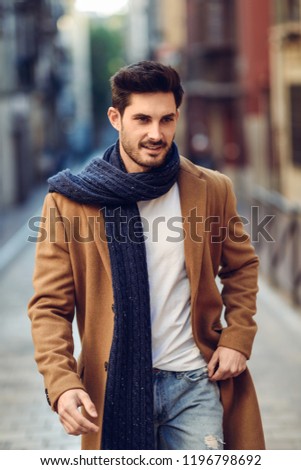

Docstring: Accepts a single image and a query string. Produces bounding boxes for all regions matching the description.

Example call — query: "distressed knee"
[204,434,224,450]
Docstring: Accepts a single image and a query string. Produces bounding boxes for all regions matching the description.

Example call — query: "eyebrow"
[132,113,177,119]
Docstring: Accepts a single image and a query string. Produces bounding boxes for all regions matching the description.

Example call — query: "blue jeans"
[153,366,224,450]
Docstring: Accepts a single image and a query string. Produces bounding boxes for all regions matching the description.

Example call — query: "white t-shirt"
[137,182,206,371]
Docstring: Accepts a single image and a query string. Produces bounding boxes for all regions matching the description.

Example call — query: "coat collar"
[82,157,207,306]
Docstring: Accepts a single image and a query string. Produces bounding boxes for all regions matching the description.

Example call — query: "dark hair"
[110,60,184,115]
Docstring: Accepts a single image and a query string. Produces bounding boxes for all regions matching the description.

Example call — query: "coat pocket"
[212,322,223,334]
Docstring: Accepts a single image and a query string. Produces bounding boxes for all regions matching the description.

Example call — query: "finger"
[59,398,99,434]
[209,368,225,381]
[207,353,219,378]
[60,413,84,436]
[210,365,246,381]
[63,421,87,436]
[232,365,247,378]
[209,363,232,381]
[69,408,99,433]
[80,393,98,418]
[61,409,99,435]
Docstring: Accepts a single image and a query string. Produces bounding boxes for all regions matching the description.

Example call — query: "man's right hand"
[57,389,100,436]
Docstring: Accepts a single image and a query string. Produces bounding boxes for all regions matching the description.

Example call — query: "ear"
[107,107,121,131]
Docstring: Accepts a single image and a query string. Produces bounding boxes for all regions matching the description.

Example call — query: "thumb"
[79,391,98,418]
[207,350,219,378]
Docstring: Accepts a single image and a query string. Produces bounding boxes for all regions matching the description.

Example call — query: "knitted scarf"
[48,141,180,449]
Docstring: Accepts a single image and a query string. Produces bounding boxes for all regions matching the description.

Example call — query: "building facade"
[125,0,301,305]
[0,0,92,210]
[270,0,301,203]
[184,0,241,175]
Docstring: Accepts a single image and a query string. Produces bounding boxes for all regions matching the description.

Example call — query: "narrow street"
[0,200,300,450]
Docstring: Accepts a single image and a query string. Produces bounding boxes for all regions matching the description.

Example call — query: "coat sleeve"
[217,175,259,359]
[28,193,85,410]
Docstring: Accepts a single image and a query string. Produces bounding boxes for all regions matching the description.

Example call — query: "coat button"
[104,361,108,372]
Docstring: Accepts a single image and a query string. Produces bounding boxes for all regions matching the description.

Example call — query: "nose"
[147,122,162,141]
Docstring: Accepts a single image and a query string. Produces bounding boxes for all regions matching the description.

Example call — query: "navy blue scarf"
[48,141,180,449]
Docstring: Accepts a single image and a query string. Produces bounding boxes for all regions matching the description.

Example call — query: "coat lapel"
[178,159,207,306]
[82,205,112,282]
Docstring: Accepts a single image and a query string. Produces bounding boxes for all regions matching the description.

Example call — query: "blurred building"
[126,0,259,178]
[0,0,92,210]
[126,0,301,305]
[126,0,149,63]
[126,0,187,150]
[235,0,271,191]
[184,0,242,174]
[259,0,301,306]
[270,0,301,203]
[56,1,92,162]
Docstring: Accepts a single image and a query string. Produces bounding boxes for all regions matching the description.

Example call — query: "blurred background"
[0,0,301,450]
[1,0,301,304]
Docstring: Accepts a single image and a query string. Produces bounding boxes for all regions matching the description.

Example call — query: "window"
[274,0,300,23]
[188,0,236,45]
[287,0,300,21]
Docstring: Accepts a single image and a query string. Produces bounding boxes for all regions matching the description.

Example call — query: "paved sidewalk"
[249,278,301,450]
[0,243,81,450]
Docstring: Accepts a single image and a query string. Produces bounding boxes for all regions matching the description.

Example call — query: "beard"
[120,130,174,171]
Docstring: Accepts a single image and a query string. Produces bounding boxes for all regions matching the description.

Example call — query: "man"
[28,61,265,450]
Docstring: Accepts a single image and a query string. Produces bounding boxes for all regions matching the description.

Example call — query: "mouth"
[140,142,166,153]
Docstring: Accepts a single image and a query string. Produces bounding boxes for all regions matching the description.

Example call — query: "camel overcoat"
[28,156,265,450]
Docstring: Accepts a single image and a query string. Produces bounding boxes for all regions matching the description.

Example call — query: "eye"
[162,116,174,123]
[134,116,150,123]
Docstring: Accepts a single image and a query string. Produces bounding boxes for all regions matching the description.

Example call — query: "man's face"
[108,92,179,173]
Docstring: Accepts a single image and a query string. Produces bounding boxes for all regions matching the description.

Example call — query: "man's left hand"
[207,346,247,381]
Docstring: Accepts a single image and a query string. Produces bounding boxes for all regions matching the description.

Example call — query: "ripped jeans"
[153,366,224,450]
